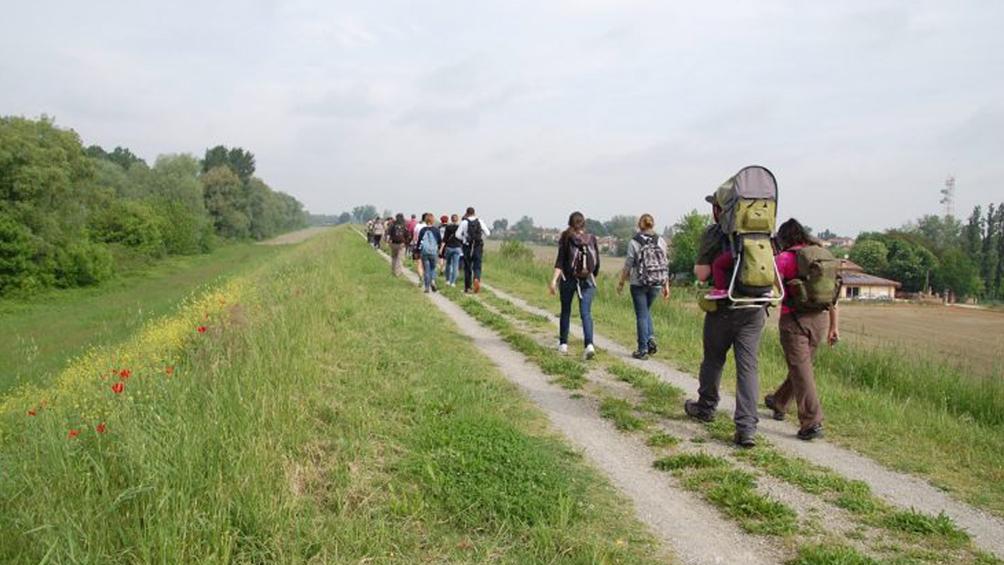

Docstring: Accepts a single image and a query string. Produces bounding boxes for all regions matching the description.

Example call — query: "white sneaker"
[558,343,568,355]
[584,344,596,360]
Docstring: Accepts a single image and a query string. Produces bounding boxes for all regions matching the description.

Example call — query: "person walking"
[416,213,442,293]
[765,218,841,441]
[442,214,463,287]
[387,213,410,277]
[549,211,600,360]
[683,194,767,448]
[616,213,671,360]
[371,215,385,248]
[459,207,490,293]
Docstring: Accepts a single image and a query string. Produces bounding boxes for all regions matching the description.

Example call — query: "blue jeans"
[422,254,438,290]
[559,278,595,346]
[630,285,659,352]
[444,247,462,284]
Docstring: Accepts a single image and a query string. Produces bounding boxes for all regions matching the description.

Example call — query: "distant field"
[840,302,1004,378]
[484,239,624,274]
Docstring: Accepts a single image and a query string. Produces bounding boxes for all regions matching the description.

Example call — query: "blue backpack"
[420,228,439,256]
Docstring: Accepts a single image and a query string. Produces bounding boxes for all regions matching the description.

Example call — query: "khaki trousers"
[773,311,827,429]
[389,243,406,276]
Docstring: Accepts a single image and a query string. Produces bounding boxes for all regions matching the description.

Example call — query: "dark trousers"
[773,312,826,430]
[559,278,595,346]
[695,306,766,433]
[463,244,483,290]
[630,285,659,352]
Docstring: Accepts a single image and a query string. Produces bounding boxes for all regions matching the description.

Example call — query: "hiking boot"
[734,430,757,448]
[558,343,568,355]
[683,400,715,423]
[764,394,786,421]
[797,424,824,441]
[473,278,481,293]
[584,344,596,360]
[632,350,648,360]
[647,338,658,355]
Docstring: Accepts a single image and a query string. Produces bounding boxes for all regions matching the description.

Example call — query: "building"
[838,260,901,300]
[820,236,855,249]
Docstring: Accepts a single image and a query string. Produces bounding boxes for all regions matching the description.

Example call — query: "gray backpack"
[633,234,669,287]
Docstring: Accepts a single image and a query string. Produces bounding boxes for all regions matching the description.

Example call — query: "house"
[837,260,901,300]
[596,236,619,254]
[820,236,855,249]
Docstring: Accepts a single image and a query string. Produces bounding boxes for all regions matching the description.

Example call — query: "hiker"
[549,211,600,360]
[387,213,411,277]
[365,218,375,247]
[411,214,426,281]
[459,207,490,293]
[764,218,841,441]
[438,215,449,274]
[684,170,778,448]
[616,213,671,360]
[371,215,385,248]
[442,214,463,287]
[416,213,443,293]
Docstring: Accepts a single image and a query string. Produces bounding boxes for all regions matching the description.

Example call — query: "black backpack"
[389,223,409,244]
[466,218,484,245]
[570,234,597,281]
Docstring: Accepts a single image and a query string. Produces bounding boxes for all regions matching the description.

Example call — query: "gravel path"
[483,283,1004,560]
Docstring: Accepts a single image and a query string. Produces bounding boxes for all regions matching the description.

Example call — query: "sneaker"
[734,430,757,448]
[473,278,481,293]
[683,400,715,423]
[558,343,568,355]
[632,350,648,360]
[797,424,824,441]
[764,394,786,421]
[584,344,596,360]
[704,288,729,300]
[431,281,438,292]
[647,338,658,355]
[423,288,430,294]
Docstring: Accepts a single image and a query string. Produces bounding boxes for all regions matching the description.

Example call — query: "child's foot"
[704,288,729,300]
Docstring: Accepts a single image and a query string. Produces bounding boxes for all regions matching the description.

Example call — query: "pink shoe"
[704,288,729,300]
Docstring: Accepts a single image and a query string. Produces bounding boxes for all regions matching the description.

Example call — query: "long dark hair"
[561,211,586,241]
[777,218,818,249]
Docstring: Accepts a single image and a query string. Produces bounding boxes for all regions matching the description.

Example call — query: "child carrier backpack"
[570,234,597,281]
[419,228,438,256]
[633,233,669,287]
[788,245,841,312]
[466,218,484,245]
[714,165,783,307]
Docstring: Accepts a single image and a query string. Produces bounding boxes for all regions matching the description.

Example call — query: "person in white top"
[458,206,491,293]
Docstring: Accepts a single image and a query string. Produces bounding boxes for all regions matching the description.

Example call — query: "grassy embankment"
[0,228,666,563]
[0,243,283,396]
[481,250,1004,517]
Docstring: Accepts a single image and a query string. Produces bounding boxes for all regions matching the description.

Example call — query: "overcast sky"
[2,1,1002,235]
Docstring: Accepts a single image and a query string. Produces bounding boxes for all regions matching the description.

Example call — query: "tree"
[849,240,889,274]
[352,205,379,224]
[202,166,250,238]
[492,218,509,235]
[817,228,838,240]
[513,216,535,241]
[585,218,607,237]
[337,212,352,225]
[909,214,962,252]
[667,210,710,273]
[932,248,982,299]
[202,145,256,184]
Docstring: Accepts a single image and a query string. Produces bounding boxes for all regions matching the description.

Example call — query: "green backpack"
[787,245,841,312]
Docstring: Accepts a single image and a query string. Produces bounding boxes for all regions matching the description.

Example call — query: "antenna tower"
[939,175,955,218]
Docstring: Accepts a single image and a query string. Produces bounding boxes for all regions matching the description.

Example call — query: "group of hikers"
[365,166,841,447]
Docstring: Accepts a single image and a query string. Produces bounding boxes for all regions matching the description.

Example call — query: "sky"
[2,0,1002,236]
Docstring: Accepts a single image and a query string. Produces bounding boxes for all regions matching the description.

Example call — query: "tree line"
[0,116,307,297]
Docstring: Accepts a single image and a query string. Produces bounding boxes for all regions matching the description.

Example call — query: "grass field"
[479,248,1004,517]
[0,243,283,397]
[0,228,667,563]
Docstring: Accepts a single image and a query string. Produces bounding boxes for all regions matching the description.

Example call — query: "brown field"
[839,302,1004,377]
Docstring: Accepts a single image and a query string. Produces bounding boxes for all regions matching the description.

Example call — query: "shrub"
[499,240,534,263]
[52,240,114,287]
[88,200,166,257]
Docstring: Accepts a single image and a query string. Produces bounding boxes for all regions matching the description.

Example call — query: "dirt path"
[483,283,1004,560]
[357,233,779,565]
[258,226,332,245]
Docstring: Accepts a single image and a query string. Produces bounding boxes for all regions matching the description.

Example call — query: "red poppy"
[197,326,207,334]
[119,368,132,379]
[111,382,125,394]
[96,422,107,434]
[165,366,175,376]
[27,409,36,417]
[68,429,80,439]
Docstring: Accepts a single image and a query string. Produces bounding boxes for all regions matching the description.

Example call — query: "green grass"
[646,431,680,448]
[481,252,1004,516]
[0,243,281,397]
[606,360,683,417]
[653,452,728,471]
[0,229,667,563]
[881,509,969,546]
[683,467,799,536]
[599,396,647,432]
[787,543,878,565]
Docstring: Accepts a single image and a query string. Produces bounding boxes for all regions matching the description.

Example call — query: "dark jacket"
[554,231,600,282]
[443,224,462,248]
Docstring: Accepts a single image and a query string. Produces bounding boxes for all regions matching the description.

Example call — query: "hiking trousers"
[463,244,483,291]
[389,243,406,276]
[695,306,766,434]
[773,312,827,430]
[630,285,659,353]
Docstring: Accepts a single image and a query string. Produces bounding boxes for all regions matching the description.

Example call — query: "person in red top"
[765,218,841,440]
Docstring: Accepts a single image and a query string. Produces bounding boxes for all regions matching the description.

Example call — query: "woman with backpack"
[441,214,463,287]
[549,211,600,360]
[764,218,841,441]
[416,213,443,293]
[617,214,671,360]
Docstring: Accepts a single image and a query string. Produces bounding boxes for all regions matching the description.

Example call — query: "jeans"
[463,244,484,290]
[695,306,766,433]
[422,254,437,290]
[630,285,659,352]
[559,278,595,346]
[444,246,462,284]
